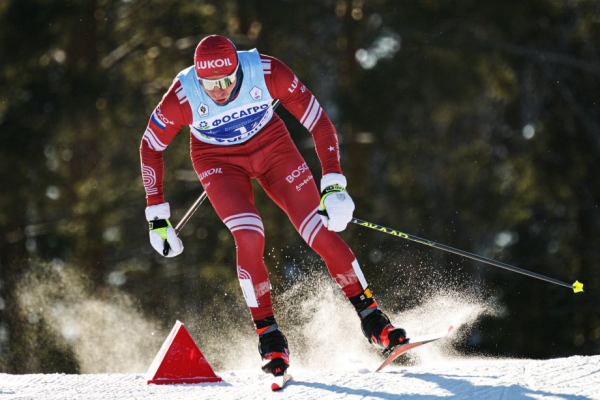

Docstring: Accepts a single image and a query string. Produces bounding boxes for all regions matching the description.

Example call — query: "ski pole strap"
[149,219,169,231]
[149,219,172,240]
[158,190,208,257]
[319,184,347,210]
[148,218,173,256]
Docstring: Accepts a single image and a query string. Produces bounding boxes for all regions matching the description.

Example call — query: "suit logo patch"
[198,103,209,117]
[250,86,262,100]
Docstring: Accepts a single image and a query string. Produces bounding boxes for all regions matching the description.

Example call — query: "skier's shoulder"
[258,53,291,75]
[155,78,192,127]
[257,53,297,99]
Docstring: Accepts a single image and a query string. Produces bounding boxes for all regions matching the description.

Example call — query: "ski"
[270,373,292,391]
[376,326,454,372]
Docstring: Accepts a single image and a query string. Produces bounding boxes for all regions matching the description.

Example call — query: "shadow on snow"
[290,371,591,400]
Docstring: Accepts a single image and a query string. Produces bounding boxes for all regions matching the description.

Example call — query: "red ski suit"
[140,54,367,321]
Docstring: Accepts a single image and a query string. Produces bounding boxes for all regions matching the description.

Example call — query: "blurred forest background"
[1,0,599,374]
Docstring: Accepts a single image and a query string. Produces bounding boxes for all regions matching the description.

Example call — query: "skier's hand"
[145,202,184,257]
[318,173,355,232]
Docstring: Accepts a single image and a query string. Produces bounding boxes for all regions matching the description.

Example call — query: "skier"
[140,35,407,377]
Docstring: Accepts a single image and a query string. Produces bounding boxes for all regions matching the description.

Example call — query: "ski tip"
[573,281,584,293]
[448,326,455,334]
[270,373,291,391]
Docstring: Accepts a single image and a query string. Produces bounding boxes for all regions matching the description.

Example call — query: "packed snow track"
[1,355,599,399]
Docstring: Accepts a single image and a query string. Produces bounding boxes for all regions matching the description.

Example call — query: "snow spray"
[202,261,504,372]
[16,260,165,373]
[14,255,503,374]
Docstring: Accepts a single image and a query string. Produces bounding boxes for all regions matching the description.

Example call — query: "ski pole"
[174,190,209,235]
[350,218,583,293]
[162,191,208,255]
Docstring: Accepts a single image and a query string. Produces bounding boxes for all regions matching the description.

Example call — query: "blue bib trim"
[177,49,274,146]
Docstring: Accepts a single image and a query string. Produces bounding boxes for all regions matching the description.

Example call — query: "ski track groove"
[1,356,599,399]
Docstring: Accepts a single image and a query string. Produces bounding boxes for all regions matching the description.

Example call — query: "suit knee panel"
[224,212,264,234]
[225,212,265,249]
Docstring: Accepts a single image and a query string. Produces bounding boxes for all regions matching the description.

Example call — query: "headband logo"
[197,58,233,69]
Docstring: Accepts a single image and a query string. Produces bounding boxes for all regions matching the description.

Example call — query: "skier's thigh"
[196,163,258,219]
[258,147,321,229]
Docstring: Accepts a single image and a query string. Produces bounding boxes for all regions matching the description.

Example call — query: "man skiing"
[140,35,407,378]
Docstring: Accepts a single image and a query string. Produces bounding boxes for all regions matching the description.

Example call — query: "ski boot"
[349,288,408,356]
[255,316,290,377]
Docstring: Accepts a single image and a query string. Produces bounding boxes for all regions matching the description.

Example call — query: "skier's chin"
[207,93,229,105]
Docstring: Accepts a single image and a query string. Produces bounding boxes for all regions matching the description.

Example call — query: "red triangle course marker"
[146,320,223,385]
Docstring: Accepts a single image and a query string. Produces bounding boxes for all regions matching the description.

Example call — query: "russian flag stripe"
[151,112,166,130]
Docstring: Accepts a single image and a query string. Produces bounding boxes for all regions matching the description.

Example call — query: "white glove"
[145,202,184,257]
[318,173,355,232]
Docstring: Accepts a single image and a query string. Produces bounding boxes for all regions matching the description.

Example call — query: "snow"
[9,268,598,399]
[2,356,599,399]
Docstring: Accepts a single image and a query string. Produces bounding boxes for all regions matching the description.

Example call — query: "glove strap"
[149,219,169,230]
[149,218,172,241]
[319,184,347,210]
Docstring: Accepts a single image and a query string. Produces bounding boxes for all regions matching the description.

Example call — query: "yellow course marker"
[573,281,584,293]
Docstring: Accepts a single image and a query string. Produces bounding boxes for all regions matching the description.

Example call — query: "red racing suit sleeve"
[261,55,343,176]
[140,79,192,206]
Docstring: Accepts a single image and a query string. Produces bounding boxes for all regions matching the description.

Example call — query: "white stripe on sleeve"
[300,96,322,131]
[143,128,167,151]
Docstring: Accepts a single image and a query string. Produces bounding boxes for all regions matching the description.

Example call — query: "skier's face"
[202,81,236,104]
[200,72,237,105]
